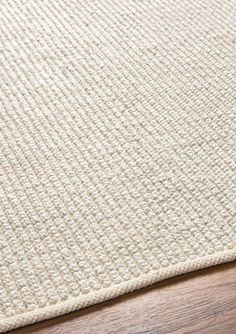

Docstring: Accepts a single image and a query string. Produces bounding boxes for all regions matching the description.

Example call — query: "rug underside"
[0,0,236,332]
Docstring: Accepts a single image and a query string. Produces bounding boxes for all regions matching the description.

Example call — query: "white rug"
[0,0,236,332]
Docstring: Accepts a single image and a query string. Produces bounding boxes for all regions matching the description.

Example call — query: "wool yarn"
[0,0,236,332]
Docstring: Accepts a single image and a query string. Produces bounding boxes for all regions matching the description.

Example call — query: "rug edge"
[1,248,236,333]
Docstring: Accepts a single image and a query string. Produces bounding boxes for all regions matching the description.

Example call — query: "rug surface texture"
[0,0,236,332]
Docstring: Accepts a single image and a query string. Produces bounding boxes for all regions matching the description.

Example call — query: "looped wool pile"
[0,0,236,332]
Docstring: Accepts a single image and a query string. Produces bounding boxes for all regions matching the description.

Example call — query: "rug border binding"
[0,247,235,333]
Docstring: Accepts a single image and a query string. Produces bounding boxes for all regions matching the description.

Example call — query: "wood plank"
[10,261,236,334]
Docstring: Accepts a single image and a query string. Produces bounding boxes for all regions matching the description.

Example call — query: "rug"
[0,0,236,332]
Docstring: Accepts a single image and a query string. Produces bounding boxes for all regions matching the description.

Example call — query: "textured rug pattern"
[0,0,236,332]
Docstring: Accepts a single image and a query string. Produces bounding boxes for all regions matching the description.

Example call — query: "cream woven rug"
[0,0,236,332]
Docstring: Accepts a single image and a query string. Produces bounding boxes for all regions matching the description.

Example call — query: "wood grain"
[10,261,236,334]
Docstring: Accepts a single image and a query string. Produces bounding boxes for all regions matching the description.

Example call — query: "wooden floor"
[10,261,236,334]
